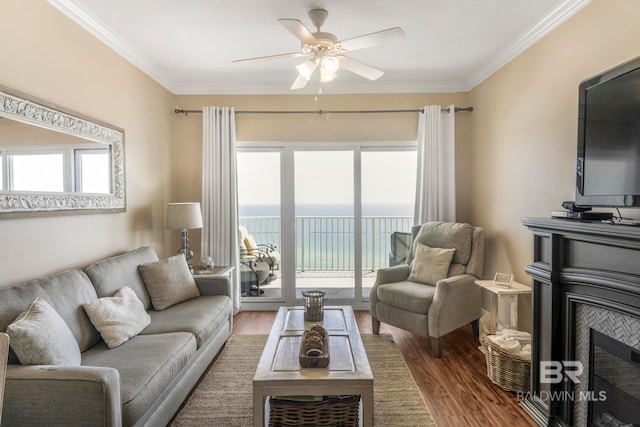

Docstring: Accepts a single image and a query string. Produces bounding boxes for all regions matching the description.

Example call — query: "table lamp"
[167,202,203,272]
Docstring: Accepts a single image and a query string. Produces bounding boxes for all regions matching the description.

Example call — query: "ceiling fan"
[233,9,405,90]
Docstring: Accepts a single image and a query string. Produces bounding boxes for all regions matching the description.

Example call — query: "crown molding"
[464,0,591,91]
[49,0,591,95]
[48,0,174,91]
[170,80,469,95]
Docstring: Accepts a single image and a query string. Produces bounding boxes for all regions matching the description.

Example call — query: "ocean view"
[240,203,414,271]
[240,203,414,217]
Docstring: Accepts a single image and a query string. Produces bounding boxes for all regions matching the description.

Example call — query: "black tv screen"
[576,56,640,207]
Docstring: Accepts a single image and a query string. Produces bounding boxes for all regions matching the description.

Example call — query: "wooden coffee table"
[253,306,374,427]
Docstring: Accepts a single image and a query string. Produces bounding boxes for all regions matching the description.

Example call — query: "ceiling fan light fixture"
[296,58,318,80]
[320,72,337,83]
[320,56,340,74]
[235,8,404,91]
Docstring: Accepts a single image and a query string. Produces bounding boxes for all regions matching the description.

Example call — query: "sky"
[237,150,417,207]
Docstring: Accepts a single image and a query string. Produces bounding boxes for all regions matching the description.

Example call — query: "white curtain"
[414,105,456,225]
[202,106,241,313]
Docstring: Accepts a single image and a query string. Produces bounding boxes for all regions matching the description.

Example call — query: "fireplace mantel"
[522,217,640,426]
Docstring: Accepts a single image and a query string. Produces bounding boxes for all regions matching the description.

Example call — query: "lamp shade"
[166,202,203,230]
[296,58,318,80]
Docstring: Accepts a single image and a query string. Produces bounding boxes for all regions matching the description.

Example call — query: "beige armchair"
[370,222,485,357]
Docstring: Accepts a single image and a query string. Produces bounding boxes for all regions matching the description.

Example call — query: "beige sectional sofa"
[0,246,233,427]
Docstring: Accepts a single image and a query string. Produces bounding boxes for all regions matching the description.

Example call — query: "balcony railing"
[240,216,413,272]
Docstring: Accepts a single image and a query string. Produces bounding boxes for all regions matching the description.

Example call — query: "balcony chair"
[239,259,271,296]
[389,231,412,266]
[370,222,485,357]
[239,226,281,296]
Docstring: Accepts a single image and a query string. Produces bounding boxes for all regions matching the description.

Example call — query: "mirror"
[0,85,125,216]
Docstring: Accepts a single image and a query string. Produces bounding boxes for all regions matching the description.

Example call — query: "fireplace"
[522,217,640,426]
[590,330,640,426]
[573,303,640,426]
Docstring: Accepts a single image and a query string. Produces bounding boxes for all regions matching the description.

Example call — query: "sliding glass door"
[361,149,417,298]
[237,150,282,299]
[237,142,416,308]
[294,150,355,299]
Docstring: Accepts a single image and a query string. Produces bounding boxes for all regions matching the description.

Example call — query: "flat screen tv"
[576,55,640,207]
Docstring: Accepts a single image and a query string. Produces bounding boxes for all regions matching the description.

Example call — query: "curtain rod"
[173,106,473,116]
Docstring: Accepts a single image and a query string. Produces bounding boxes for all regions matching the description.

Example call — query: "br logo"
[540,361,584,384]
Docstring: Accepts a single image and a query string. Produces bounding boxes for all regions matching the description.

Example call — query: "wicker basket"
[269,395,359,427]
[482,335,531,393]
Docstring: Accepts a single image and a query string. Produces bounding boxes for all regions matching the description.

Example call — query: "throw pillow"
[138,254,200,310]
[244,235,258,255]
[83,287,151,348]
[408,243,456,286]
[7,297,81,366]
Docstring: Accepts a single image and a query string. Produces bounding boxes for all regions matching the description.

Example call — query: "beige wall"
[469,0,640,330]
[172,93,471,262]
[0,1,175,287]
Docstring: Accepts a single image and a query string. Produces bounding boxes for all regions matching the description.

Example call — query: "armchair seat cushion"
[376,281,436,314]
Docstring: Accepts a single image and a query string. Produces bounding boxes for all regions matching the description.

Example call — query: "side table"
[475,279,531,333]
[193,265,234,277]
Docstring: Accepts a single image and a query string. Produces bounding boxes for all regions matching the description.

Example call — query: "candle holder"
[302,290,325,321]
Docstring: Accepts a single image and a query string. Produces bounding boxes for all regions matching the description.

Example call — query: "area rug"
[172,333,436,426]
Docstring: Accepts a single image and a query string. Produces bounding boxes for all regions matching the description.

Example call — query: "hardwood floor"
[232,310,537,427]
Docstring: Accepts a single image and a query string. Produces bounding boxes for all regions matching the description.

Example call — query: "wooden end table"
[475,279,531,333]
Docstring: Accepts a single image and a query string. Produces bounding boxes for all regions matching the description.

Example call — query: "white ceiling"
[49,0,590,95]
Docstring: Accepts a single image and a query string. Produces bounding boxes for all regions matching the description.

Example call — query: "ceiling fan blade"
[338,27,405,52]
[291,74,310,90]
[233,52,307,63]
[339,56,384,80]
[279,19,318,45]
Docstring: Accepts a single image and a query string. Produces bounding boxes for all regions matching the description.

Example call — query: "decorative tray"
[299,326,330,368]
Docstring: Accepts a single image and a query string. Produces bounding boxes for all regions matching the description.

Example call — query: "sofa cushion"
[376,281,436,314]
[7,297,81,366]
[138,255,200,311]
[82,331,196,427]
[85,246,158,311]
[408,243,456,285]
[83,287,151,348]
[142,295,231,348]
[0,269,100,363]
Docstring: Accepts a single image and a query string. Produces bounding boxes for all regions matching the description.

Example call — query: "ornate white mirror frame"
[0,86,125,217]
